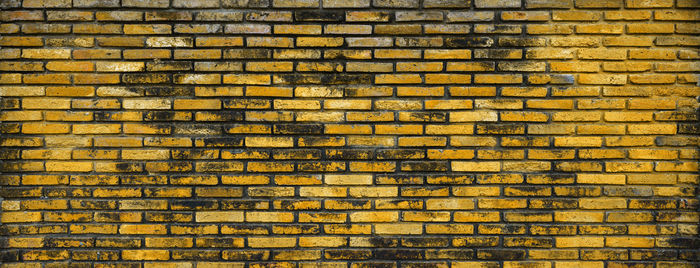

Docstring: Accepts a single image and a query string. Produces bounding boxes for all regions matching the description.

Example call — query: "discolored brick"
[0,1,697,266]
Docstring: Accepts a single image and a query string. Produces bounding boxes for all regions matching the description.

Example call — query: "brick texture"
[1,0,699,267]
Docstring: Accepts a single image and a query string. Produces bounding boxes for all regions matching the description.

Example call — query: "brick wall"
[1,0,699,266]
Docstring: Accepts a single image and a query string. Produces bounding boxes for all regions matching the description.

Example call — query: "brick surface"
[0,0,699,266]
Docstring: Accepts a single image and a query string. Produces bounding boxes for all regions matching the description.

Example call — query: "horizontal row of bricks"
[4,0,700,9]
[1,23,698,35]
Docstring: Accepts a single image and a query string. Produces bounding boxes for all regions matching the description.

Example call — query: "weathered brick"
[475,0,521,8]
[625,0,673,8]
[1,1,697,266]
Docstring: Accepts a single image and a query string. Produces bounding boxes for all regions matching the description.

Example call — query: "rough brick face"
[0,0,699,267]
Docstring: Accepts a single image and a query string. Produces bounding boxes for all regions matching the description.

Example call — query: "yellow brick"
[556,237,604,248]
[398,136,446,147]
[1,211,42,223]
[299,186,347,197]
[297,112,344,122]
[628,124,676,135]
[145,237,193,248]
[324,125,372,135]
[274,99,321,110]
[173,99,221,110]
[452,161,500,172]
[452,137,498,147]
[223,74,271,85]
[124,24,171,35]
[22,123,71,134]
[324,24,373,34]
[8,237,44,248]
[552,112,601,122]
[324,99,372,110]
[426,224,474,234]
[298,237,347,247]
[324,174,373,185]
[554,137,602,147]
[73,124,122,134]
[579,198,627,209]
[474,74,523,84]
[425,74,471,84]
[120,224,167,234]
[453,262,501,268]
[553,262,603,268]
[348,187,397,198]
[122,250,170,261]
[450,111,498,122]
[274,25,322,35]
[350,211,398,222]
[247,86,293,97]
[554,211,604,223]
[478,198,527,209]
[122,149,170,160]
[454,212,500,222]
[22,48,71,59]
[425,49,472,59]
[195,211,244,222]
[248,237,296,248]
[246,212,294,222]
[403,211,450,222]
[346,62,392,73]
[46,161,93,172]
[297,37,344,47]
[245,137,294,148]
[605,237,654,248]
[578,74,627,85]
[374,223,423,235]
[246,61,294,72]
[220,175,268,185]
[577,174,627,185]
[375,74,422,84]
[426,198,475,210]
[501,111,548,122]
[246,37,293,48]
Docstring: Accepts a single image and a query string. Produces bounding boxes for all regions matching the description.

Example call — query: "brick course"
[0,0,699,266]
